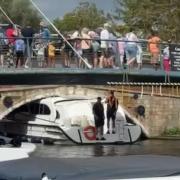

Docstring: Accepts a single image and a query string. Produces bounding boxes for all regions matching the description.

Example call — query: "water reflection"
[93,145,105,156]
[31,139,180,158]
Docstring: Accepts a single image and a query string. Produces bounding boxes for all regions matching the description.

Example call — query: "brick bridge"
[0,84,180,137]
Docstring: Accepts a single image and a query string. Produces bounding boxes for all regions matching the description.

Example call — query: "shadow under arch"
[0,94,61,120]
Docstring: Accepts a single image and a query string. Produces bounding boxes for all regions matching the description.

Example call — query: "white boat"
[0,96,142,145]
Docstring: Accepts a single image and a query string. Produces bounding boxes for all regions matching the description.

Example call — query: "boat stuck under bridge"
[0,96,142,145]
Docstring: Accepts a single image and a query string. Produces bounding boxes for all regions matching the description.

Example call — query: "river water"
[1,139,180,180]
[32,139,180,158]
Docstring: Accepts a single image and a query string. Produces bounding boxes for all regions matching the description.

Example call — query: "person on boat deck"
[93,97,105,140]
[106,90,119,134]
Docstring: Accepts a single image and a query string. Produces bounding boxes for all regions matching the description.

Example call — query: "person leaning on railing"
[136,42,143,70]
[125,28,138,70]
[15,35,25,68]
[88,31,100,68]
[100,23,112,68]
[147,31,161,70]
[72,31,82,68]
[5,24,16,45]
[81,28,92,68]
[0,26,6,67]
[47,41,56,68]
[62,34,73,68]
[117,35,126,68]
[163,40,171,83]
[21,25,35,68]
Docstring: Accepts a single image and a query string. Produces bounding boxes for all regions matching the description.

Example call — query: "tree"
[53,1,107,33]
[0,0,41,28]
[114,0,180,41]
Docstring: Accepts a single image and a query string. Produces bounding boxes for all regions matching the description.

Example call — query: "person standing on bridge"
[163,40,171,83]
[93,97,105,140]
[148,31,161,70]
[106,90,118,134]
[21,24,35,68]
[15,33,25,68]
[48,41,56,68]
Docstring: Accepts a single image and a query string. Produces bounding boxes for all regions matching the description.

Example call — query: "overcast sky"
[33,0,115,20]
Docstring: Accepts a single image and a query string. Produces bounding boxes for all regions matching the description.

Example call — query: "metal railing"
[0,37,175,71]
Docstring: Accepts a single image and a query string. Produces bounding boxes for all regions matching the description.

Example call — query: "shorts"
[82,48,92,61]
[101,48,114,58]
[48,55,55,60]
[163,59,170,72]
[107,110,116,121]
[126,45,137,60]
[16,51,24,58]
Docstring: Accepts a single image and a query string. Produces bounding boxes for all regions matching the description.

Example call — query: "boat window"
[30,103,39,115]
[15,104,29,113]
[30,103,50,115]
[56,110,60,119]
[40,104,50,115]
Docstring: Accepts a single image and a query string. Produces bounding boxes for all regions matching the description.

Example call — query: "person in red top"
[105,90,119,134]
[5,24,16,45]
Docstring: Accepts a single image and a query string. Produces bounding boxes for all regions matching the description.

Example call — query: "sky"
[33,0,115,20]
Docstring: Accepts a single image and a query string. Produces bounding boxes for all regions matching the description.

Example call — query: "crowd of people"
[0,22,54,68]
[0,22,171,77]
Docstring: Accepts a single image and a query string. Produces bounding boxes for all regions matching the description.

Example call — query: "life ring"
[83,126,96,141]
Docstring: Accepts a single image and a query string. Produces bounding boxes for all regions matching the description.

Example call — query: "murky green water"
[32,139,180,158]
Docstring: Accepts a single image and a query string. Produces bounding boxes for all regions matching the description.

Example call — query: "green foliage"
[163,128,180,136]
[53,1,107,33]
[114,0,180,41]
[0,0,41,28]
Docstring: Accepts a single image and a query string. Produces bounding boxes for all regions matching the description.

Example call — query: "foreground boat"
[0,96,142,145]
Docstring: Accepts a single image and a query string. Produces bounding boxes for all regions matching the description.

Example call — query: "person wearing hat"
[40,21,51,43]
[93,97,105,140]
[81,27,92,68]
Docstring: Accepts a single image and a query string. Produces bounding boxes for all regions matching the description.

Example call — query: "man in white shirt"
[100,23,112,68]
[125,28,138,69]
